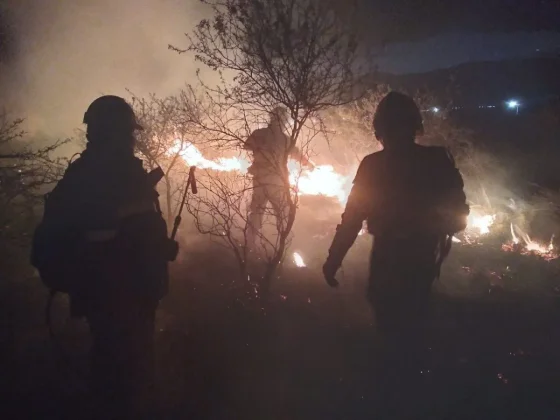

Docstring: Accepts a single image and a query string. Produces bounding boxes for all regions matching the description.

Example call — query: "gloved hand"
[322,259,340,288]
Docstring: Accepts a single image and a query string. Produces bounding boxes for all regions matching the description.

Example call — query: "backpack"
[362,146,469,276]
[31,175,94,334]
[31,156,176,298]
[31,189,89,296]
[364,146,469,237]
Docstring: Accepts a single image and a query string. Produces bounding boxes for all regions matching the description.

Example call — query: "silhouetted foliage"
[171,0,367,294]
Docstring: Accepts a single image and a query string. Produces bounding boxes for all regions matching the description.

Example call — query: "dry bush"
[0,112,67,244]
[169,0,368,294]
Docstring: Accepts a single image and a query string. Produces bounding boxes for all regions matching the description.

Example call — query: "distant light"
[506,99,520,114]
[432,107,440,113]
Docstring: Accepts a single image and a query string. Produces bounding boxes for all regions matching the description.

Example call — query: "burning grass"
[167,138,560,295]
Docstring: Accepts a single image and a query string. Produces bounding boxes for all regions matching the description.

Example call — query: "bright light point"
[293,252,306,267]
[467,212,495,235]
[432,107,440,113]
[507,100,519,109]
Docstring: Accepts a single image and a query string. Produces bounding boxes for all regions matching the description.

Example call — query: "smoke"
[1,0,207,139]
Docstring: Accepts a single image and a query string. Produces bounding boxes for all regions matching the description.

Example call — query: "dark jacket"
[327,144,469,268]
[32,143,174,311]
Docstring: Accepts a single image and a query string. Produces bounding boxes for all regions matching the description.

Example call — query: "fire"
[171,140,352,204]
[172,142,251,172]
[467,212,495,235]
[511,223,519,244]
[525,241,552,254]
[505,223,558,260]
[288,161,353,204]
[168,141,559,261]
[455,209,496,244]
[293,252,306,267]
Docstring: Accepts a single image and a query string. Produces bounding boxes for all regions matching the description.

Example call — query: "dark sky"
[357,0,560,42]
[353,0,560,73]
[377,31,560,74]
[0,0,558,136]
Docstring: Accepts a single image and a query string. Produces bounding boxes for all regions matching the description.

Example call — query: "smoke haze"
[1,0,206,138]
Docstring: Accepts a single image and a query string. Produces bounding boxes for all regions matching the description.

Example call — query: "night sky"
[377,31,560,74]
[354,0,560,73]
[1,0,559,72]
[356,0,560,41]
[0,0,558,136]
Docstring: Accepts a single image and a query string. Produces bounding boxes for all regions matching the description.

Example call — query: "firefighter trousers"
[247,174,290,247]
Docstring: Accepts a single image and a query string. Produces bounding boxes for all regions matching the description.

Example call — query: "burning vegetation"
[2,0,559,297]
[166,139,558,269]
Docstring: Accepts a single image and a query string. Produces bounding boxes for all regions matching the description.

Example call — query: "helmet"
[269,106,289,123]
[83,95,143,132]
[373,91,423,142]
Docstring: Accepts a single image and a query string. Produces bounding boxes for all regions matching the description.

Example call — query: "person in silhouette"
[32,95,178,417]
[244,106,312,248]
[323,92,469,360]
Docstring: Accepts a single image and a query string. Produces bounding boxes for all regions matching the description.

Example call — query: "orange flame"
[168,141,558,260]
[170,140,353,204]
[507,223,557,260]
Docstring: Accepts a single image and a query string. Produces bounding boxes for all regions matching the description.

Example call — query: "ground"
[3,243,560,419]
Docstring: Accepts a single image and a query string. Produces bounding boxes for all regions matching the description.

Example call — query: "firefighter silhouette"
[244,106,312,248]
[323,92,469,357]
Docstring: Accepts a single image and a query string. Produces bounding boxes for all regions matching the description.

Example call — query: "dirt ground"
[3,244,560,419]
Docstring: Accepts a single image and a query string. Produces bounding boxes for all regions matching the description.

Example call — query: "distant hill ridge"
[374,57,560,106]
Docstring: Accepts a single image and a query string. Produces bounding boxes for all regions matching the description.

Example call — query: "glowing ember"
[293,252,306,267]
[521,236,556,260]
[505,223,558,260]
[525,241,551,254]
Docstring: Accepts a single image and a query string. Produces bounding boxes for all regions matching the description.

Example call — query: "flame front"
[175,142,251,172]
[288,162,352,204]
[172,140,352,204]
[293,252,306,267]
[169,141,558,261]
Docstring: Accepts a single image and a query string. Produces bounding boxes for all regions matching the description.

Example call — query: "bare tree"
[0,112,67,244]
[181,115,323,295]
[128,93,198,229]
[171,0,366,293]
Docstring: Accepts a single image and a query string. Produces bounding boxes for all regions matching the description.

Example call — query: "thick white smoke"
[1,0,207,138]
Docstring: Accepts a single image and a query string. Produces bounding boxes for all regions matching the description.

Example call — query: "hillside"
[375,57,560,106]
